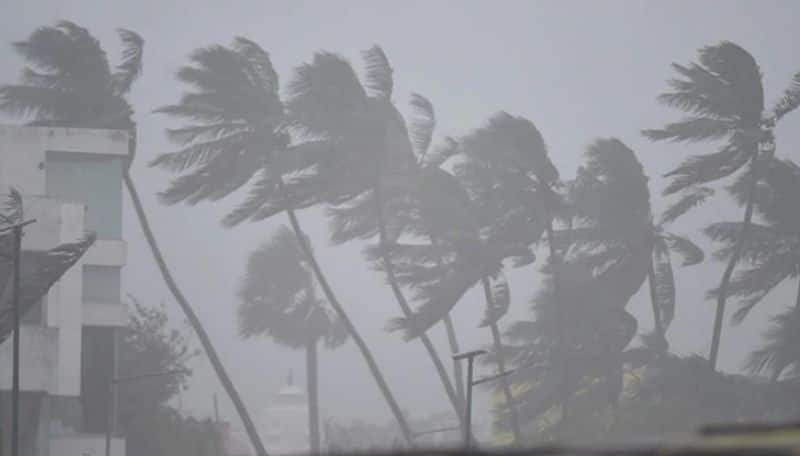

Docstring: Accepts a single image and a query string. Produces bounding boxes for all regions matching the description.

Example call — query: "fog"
[1,0,799,453]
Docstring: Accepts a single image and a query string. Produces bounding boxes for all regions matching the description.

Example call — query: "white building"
[0,125,129,456]
[261,371,310,455]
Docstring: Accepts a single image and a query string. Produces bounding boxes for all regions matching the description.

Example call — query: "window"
[45,151,123,240]
[82,265,121,303]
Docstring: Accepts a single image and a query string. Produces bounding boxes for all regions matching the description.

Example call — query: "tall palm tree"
[0,22,270,456]
[151,38,414,442]
[568,139,703,352]
[643,41,800,369]
[706,158,800,324]
[705,158,800,380]
[387,113,562,443]
[284,46,463,428]
[238,226,347,453]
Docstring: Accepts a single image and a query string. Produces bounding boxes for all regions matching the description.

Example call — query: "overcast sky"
[2,0,800,435]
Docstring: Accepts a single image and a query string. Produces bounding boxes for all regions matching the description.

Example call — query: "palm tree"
[643,41,800,369]
[705,158,800,380]
[0,22,269,455]
[284,46,463,428]
[151,38,414,443]
[568,139,703,352]
[387,113,562,443]
[238,226,347,453]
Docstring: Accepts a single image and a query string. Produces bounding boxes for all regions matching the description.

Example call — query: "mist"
[1,1,799,455]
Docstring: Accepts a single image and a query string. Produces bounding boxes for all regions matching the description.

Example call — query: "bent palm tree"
[238,226,347,453]
[151,39,413,443]
[569,139,703,352]
[285,46,463,429]
[0,23,269,455]
[643,41,800,369]
[706,158,800,380]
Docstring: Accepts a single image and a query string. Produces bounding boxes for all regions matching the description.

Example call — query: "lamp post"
[452,349,487,449]
[0,218,36,456]
[105,369,189,456]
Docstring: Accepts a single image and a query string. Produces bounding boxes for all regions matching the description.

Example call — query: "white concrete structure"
[0,125,129,456]
[261,371,310,455]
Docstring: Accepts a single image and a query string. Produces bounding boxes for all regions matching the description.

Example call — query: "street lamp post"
[452,349,487,449]
[1,218,36,456]
[104,369,189,456]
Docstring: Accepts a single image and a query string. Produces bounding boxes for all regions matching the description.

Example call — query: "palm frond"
[113,29,144,95]
[286,51,368,138]
[709,252,796,324]
[642,117,734,143]
[663,138,754,195]
[232,37,279,95]
[773,71,800,120]
[659,186,714,225]
[149,130,249,173]
[745,305,800,379]
[362,45,393,99]
[408,93,435,161]
[664,233,704,266]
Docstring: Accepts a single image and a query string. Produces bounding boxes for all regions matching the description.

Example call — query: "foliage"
[117,296,214,456]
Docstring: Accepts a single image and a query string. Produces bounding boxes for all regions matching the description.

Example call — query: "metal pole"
[105,378,113,456]
[10,225,21,456]
[465,355,475,449]
[105,369,189,456]
[452,349,486,449]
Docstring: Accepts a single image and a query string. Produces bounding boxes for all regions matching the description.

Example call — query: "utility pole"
[452,349,487,449]
[3,218,36,456]
[105,369,189,456]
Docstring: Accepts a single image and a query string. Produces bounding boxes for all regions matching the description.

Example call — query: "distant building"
[261,371,310,455]
[0,126,129,456]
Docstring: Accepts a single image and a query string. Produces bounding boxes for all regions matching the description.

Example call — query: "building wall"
[0,125,129,396]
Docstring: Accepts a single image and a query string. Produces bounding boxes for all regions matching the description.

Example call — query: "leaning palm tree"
[151,38,414,442]
[643,41,800,369]
[387,113,562,443]
[238,226,347,453]
[705,158,800,380]
[706,158,800,325]
[284,46,463,427]
[568,139,704,352]
[0,22,269,455]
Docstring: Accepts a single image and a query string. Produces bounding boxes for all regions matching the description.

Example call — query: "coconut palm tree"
[643,41,800,369]
[0,22,270,455]
[283,46,463,428]
[151,38,414,443]
[238,226,348,453]
[706,159,800,323]
[704,158,800,380]
[386,113,562,443]
[568,139,703,352]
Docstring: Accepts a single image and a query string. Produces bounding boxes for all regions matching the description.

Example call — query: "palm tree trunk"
[373,182,465,429]
[306,337,320,454]
[431,235,465,408]
[546,220,570,429]
[123,171,269,456]
[646,253,665,345]
[709,159,759,370]
[284,207,414,444]
[443,314,465,405]
[480,276,522,445]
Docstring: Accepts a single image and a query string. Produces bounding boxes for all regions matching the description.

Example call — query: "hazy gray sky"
[2,0,800,433]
